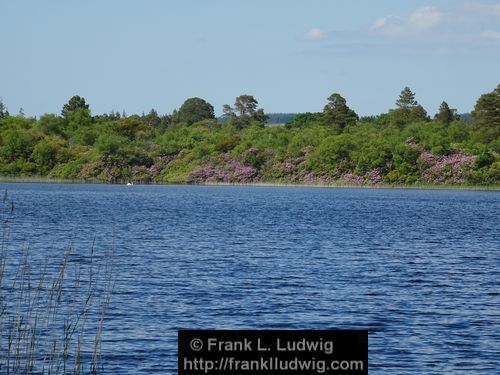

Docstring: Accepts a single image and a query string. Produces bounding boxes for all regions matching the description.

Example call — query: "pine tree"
[61,95,89,118]
[223,95,267,128]
[396,87,418,110]
[471,84,500,143]
[434,101,457,125]
[0,99,9,118]
[391,87,428,127]
[322,93,358,129]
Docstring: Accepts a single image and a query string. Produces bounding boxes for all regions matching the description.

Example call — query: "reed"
[197,180,500,191]
[1,175,497,190]
[0,191,114,374]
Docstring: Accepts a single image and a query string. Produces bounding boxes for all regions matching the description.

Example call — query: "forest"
[0,85,498,186]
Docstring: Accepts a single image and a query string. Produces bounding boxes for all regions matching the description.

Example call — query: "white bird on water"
[126,182,133,186]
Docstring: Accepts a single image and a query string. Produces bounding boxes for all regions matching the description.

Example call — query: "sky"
[1,0,499,117]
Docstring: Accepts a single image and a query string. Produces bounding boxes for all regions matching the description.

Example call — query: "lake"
[1,183,499,374]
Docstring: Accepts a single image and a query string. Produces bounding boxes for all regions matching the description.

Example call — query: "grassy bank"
[0,175,498,191]
[200,181,500,191]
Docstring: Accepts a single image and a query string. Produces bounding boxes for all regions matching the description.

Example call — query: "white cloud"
[372,6,441,36]
[480,30,500,40]
[464,2,500,15]
[304,28,325,40]
[409,6,441,29]
[371,15,405,36]
[372,17,388,30]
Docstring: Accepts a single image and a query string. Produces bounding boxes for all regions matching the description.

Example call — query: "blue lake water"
[1,183,499,374]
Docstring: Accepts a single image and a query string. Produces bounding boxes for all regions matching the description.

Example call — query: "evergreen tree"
[223,95,267,128]
[61,95,89,118]
[322,93,358,129]
[234,95,258,117]
[410,105,429,123]
[0,99,9,118]
[396,87,418,110]
[391,87,428,127]
[471,84,500,143]
[434,101,458,125]
[174,97,215,125]
[143,109,161,127]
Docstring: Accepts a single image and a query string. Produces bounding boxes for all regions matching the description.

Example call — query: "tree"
[174,97,215,125]
[396,87,418,110]
[143,109,161,127]
[0,99,9,118]
[234,95,258,117]
[285,112,321,128]
[0,128,39,162]
[37,114,65,136]
[93,110,121,122]
[434,101,458,125]
[66,108,92,131]
[31,137,65,173]
[222,104,234,117]
[61,95,89,118]
[390,87,428,127]
[114,116,149,140]
[322,93,358,129]
[409,105,429,123]
[223,95,267,128]
[471,84,500,143]
[95,133,128,158]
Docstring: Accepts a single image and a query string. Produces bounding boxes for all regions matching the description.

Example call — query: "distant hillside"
[265,113,298,124]
[220,113,473,125]
[459,113,473,124]
[219,113,298,125]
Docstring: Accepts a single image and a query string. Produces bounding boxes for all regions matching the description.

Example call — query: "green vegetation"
[322,93,358,130]
[0,86,498,186]
[172,97,215,125]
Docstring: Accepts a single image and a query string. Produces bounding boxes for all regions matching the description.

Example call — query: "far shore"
[0,176,498,191]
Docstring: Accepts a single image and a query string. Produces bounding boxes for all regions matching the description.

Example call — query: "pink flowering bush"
[405,137,421,150]
[78,154,175,183]
[365,168,383,184]
[146,155,174,178]
[419,150,477,184]
[266,143,388,186]
[340,172,365,184]
[131,155,174,182]
[270,147,335,184]
[189,154,260,183]
[79,156,127,182]
[239,147,266,169]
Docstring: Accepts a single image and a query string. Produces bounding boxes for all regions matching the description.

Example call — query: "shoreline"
[0,176,498,191]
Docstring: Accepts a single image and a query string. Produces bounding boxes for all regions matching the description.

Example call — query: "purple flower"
[365,168,383,184]
[189,154,260,183]
[419,150,476,184]
[340,172,364,185]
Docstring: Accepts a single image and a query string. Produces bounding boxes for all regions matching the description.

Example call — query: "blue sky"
[1,0,499,117]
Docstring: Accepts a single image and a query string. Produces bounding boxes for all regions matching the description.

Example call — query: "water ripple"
[2,184,499,374]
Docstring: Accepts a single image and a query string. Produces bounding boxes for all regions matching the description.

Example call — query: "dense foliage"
[0,87,498,186]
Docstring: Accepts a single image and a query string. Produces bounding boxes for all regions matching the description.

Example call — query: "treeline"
[0,85,498,185]
[264,113,298,124]
[219,113,296,124]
